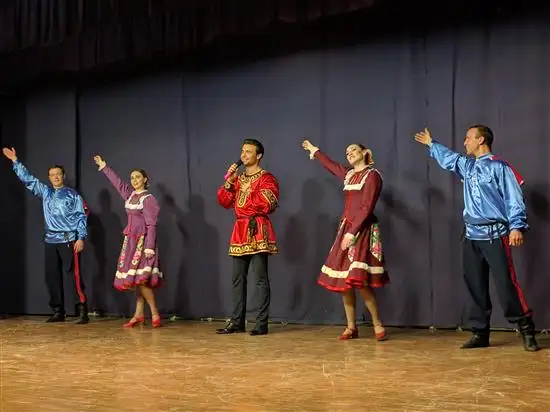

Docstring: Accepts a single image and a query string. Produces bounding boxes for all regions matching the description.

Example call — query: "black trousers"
[45,242,87,312]
[463,237,532,333]
[231,253,270,329]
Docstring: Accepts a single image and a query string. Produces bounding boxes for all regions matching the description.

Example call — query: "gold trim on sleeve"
[260,189,278,209]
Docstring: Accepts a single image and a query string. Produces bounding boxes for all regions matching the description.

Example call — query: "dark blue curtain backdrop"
[1,15,549,330]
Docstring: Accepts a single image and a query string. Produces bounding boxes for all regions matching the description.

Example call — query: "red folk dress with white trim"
[313,150,390,292]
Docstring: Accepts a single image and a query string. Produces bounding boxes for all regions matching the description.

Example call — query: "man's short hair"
[48,164,65,175]
[469,124,494,148]
[243,138,265,158]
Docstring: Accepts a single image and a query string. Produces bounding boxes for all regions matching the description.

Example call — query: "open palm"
[414,128,432,146]
[2,147,16,161]
[302,139,318,155]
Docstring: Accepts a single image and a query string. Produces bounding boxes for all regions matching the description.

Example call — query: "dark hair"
[243,138,265,159]
[48,165,65,175]
[469,124,494,149]
[131,168,149,189]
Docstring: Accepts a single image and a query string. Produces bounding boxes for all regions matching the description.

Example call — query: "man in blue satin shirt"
[3,146,89,324]
[414,125,539,352]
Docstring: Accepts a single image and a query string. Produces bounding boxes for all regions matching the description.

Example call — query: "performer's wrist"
[309,148,319,159]
[98,163,106,171]
[224,181,235,191]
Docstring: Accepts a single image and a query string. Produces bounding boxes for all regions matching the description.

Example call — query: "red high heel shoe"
[123,316,145,328]
[374,324,387,341]
[152,315,162,328]
[339,327,358,340]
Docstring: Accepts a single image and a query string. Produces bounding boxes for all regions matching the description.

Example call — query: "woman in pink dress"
[93,155,163,328]
[302,139,390,341]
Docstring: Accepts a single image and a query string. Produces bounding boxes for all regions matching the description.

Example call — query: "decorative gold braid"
[260,189,278,209]
[236,170,267,208]
[237,190,249,208]
[229,241,278,256]
[229,170,278,256]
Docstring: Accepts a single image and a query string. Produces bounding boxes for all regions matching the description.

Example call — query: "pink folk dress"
[101,166,163,291]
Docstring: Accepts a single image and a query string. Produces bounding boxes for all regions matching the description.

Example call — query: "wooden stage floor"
[1,317,549,412]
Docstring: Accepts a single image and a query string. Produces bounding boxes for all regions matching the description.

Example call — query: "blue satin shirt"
[428,141,528,241]
[13,160,88,244]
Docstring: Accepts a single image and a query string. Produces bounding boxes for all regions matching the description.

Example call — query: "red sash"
[82,199,91,216]
[491,155,524,186]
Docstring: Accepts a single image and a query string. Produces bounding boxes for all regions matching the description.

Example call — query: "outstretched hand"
[2,147,17,162]
[302,139,319,155]
[93,155,106,170]
[414,128,433,146]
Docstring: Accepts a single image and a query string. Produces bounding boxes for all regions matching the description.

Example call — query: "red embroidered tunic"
[217,170,279,256]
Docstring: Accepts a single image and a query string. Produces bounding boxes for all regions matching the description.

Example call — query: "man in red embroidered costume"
[216,139,279,336]
[302,139,390,341]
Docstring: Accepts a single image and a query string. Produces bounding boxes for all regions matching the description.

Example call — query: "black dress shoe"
[521,334,540,352]
[215,322,245,334]
[46,308,65,323]
[249,328,268,336]
[461,333,490,349]
[518,318,540,352]
[74,302,89,325]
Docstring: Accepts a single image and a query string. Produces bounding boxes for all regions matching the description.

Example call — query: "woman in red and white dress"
[302,139,390,341]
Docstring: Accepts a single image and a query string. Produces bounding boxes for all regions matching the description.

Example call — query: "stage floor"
[0,317,548,412]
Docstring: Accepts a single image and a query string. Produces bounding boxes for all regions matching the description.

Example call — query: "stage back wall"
[1,0,549,329]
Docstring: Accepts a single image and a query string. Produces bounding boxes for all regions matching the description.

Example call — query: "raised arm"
[428,142,469,179]
[4,146,49,198]
[142,195,160,251]
[12,160,50,198]
[244,173,279,215]
[414,129,469,179]
[312,150,350,181]
[346,170,382,237]
[93,155,133,199]
[101,166,133,199]
[301,139,349,180]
